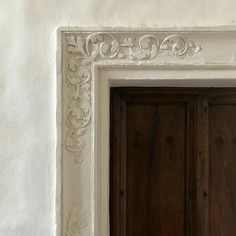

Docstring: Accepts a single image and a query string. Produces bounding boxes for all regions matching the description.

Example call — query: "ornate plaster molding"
[64,32,201,164]
[60,29,232,236]
[65,202,90,236]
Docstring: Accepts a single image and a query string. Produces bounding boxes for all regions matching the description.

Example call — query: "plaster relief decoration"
[65,202,90,236]
[61,29,203,236]
[65,32,201,163]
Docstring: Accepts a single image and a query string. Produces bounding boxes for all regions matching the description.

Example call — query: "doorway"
[110,87,236,236]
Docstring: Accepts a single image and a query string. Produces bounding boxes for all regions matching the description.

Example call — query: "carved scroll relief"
[64,32,201,164]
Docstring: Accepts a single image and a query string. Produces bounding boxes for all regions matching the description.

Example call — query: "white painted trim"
[59,28,236,236]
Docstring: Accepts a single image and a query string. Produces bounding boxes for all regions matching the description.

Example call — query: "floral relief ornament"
[65,32,201,163]
[65,201,90,236]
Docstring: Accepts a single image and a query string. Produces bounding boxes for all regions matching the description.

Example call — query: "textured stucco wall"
[1,0,236,235]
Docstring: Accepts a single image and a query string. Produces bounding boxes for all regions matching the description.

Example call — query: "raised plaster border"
[58,28,236,236]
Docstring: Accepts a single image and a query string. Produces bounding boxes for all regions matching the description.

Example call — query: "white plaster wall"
[1,0,236,235]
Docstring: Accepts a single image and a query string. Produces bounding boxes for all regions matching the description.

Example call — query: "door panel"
[126,104,186,236]
[209,103,236,236]
[110,88,196,236]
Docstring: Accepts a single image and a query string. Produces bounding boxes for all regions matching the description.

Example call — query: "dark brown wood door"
[110,88,236,236]
[207,93,236,236]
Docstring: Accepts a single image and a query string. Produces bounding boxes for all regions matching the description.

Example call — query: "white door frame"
[58,27,236,236]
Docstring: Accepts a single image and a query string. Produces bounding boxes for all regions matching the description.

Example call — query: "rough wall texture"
[0,0,236,235]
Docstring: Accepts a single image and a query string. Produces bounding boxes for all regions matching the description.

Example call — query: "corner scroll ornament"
[65,32,201,163]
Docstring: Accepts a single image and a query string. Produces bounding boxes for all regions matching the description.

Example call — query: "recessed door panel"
[209,104,236,236]
[126,104,187,236]
[110,88,196,236]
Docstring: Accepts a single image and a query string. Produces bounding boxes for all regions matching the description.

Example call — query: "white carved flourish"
[66,202,90,236]
[65,32,201,164]
[160,34,201,58]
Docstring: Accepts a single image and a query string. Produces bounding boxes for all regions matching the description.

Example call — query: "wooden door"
[110,88,236,236]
